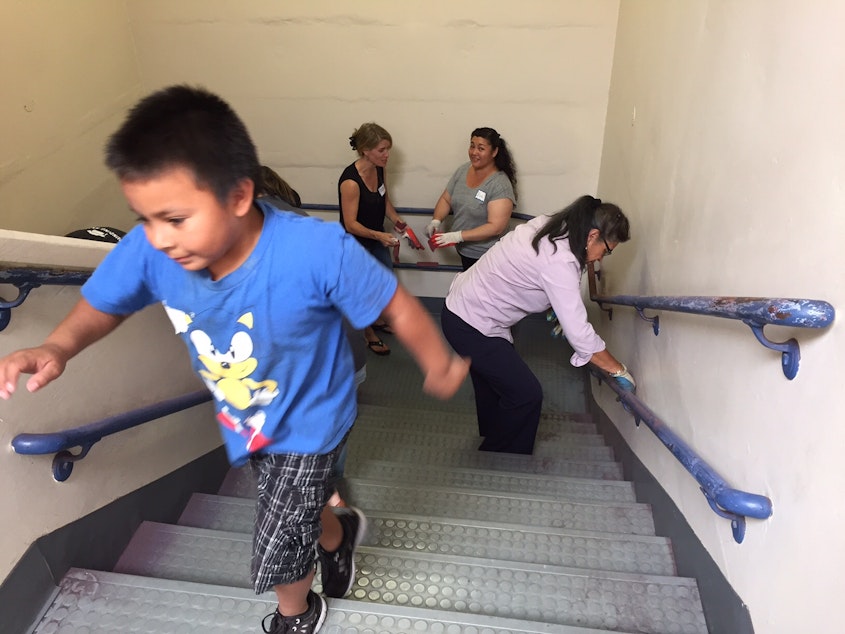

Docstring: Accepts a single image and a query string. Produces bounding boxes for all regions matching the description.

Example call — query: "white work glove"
[425,218,441,237]
[609,363,636,393]
[434,230,464,247]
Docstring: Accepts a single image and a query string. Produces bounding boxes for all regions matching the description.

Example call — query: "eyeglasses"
[602,237,613,256]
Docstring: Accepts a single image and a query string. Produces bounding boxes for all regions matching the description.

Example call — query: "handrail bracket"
[635,307,660,335]
[0,281,41,332]
[701,487,747,543]
[52,443,93,482]
[744,321,800,380]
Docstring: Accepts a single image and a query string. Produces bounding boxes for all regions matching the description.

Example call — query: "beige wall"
[0,233,218,582]
[0,1,141,235]
[595,2,844,633]
[126,0,620,215]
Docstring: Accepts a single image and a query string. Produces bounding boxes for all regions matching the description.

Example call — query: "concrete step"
[113,523,705,634]
[36,568,636,633]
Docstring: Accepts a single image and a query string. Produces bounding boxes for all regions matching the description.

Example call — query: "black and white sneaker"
[262,590,326,633]
[318,506,367,598]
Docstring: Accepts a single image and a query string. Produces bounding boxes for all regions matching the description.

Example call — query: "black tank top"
[338,162,386,250]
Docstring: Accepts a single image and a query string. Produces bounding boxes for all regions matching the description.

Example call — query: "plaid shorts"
[249,435,347,594]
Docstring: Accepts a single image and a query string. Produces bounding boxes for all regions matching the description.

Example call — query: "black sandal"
[366,338,390,356]
[372,322,395,335]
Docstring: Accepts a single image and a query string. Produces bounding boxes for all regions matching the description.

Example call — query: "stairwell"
[30,316,709,633]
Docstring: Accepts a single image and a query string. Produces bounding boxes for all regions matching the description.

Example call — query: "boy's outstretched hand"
[423,354,470,400]
[0,344,69,399]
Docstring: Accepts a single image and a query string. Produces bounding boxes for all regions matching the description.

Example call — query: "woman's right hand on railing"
[0,343,68,399]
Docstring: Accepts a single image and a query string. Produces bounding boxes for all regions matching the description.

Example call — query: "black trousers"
[441,305,542,454]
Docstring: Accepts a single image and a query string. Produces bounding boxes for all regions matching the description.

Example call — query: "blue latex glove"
[610,363,636,393]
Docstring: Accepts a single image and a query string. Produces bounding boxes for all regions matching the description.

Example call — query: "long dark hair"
[531,195,630,269]
[471,127,517,200]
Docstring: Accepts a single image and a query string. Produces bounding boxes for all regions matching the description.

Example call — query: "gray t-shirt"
[446,162,515,259]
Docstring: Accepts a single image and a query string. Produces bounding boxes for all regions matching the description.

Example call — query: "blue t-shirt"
[82,201,398,465]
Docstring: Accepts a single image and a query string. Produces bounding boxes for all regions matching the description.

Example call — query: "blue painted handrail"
[590,367,773,543]
[587,265,835,379]
[0,268,89,331]
[300,202,535,222]
[11,390,212,481]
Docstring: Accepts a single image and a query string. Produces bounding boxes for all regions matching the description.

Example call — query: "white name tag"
[378,184,386,196]
[475,190,486,202]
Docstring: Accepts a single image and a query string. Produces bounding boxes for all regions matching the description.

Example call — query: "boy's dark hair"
[105,85,261,204]
[531,195,630,269]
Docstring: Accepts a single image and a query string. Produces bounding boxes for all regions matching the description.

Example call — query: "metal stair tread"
[348,443,624,479]
[348,426,616,461]
[182,484,656,536]
[35,567,638,634]
[338,479,656,536]
[345,546,706,633]
[106,529,705,634]
[116,517,676,587]
[354,418,610,448]
[219,460,636,503]
[355,402,602,437]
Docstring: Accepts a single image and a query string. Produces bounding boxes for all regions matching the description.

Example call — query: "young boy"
[0,85,469,633]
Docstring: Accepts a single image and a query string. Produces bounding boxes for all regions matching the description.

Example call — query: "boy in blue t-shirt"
[0,85,469,633]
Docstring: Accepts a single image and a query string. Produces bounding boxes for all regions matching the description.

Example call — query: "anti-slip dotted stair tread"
[348,427,616,461]
[107,528,700,633]
[115,522,253,587]
[119,516,675,585]
[346,549,706,634]
[37,568,635,634]
[355,418,609,448]
[355,402,601,437]
[182,483,656,537]
[368,514,675,574]
[343,481,656,536]
[350,464,634,501]
[351,445,624,480]
[219,460,636,503]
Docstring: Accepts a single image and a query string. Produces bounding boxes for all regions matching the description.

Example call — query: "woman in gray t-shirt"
[426,127,518,270]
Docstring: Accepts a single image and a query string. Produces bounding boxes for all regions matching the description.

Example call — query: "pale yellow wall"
[595,2,844,633]
[124,0,619,297]
[0,0,142,236]
[126,0,619,215]
[0,234,218,582]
